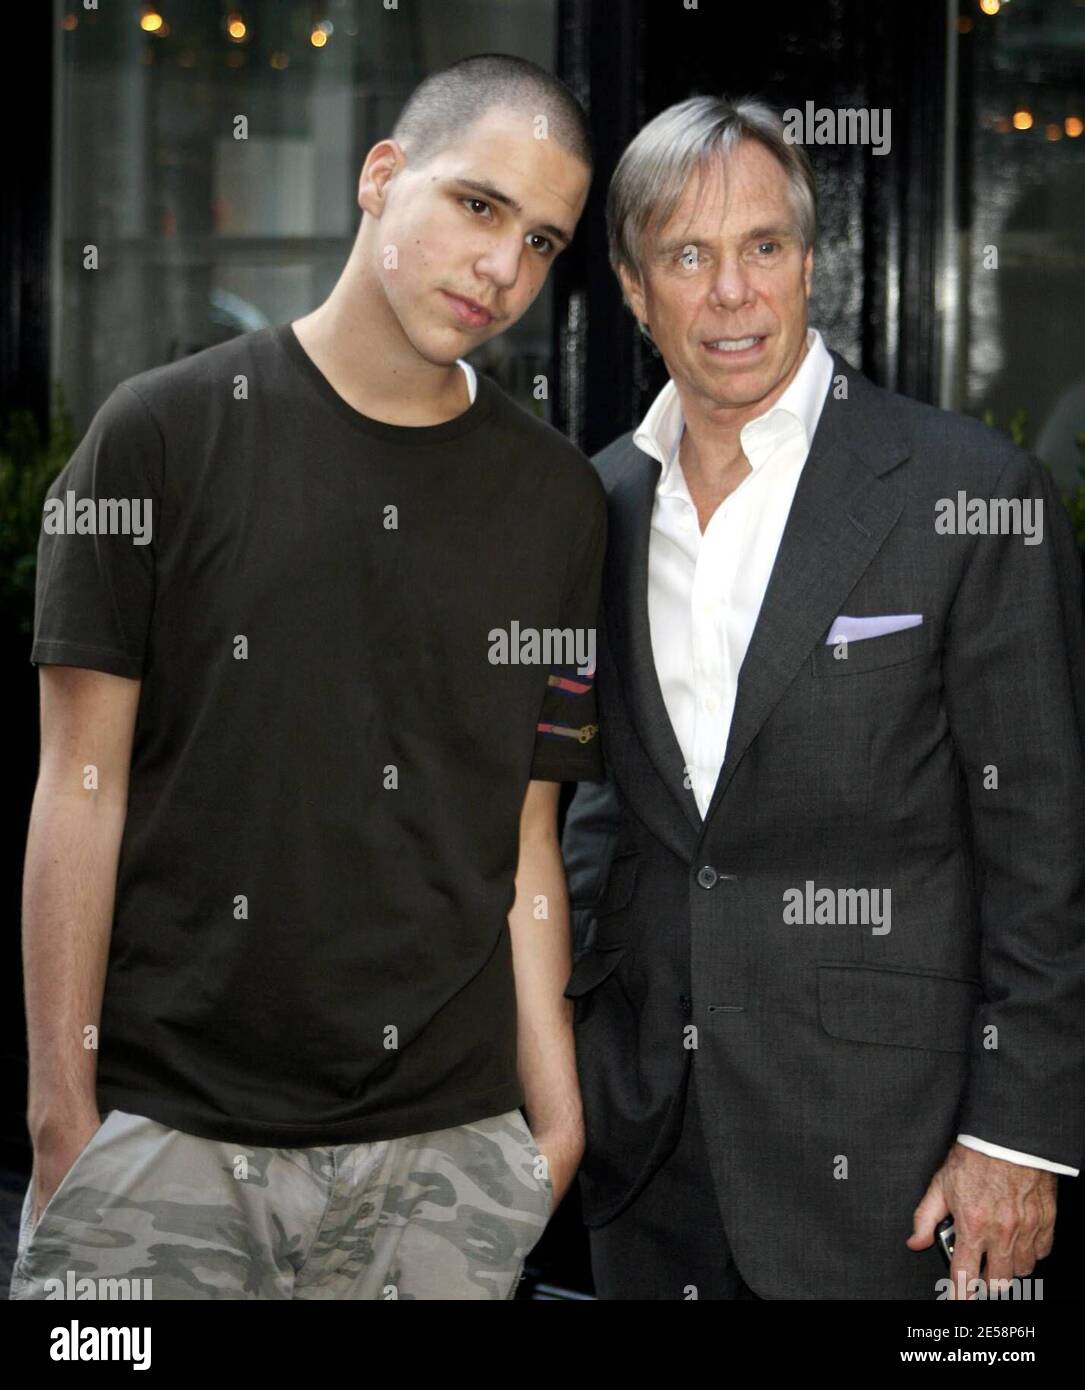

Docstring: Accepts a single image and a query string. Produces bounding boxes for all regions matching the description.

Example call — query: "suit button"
[696,865,718,889]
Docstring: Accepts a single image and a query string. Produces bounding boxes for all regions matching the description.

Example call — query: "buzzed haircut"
[392,53,592,171]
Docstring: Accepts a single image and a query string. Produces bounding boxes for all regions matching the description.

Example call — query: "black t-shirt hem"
[529,758,606,784]
[96,1078,526,1147]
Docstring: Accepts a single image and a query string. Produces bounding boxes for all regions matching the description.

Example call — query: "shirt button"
[696,865,718,890]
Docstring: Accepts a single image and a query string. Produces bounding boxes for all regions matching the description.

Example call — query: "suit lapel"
[700,362,908,825]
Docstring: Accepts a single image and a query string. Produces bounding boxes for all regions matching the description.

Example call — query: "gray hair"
[606,95,817,285]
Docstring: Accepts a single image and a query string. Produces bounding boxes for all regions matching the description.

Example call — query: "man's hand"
[907,1142,1057,1297]
[28,1105,103,1231]
[524,1120,585,1211]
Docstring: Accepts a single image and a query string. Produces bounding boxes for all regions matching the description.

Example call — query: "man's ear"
[802,244,814,299]
[358,139,406,217]
[617,263,648,329]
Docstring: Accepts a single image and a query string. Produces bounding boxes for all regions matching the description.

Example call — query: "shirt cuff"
[956,1134,1080,1176]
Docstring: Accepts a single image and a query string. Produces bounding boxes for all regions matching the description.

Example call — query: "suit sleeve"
[956,1133,1079,1176]
[560,770,623,956]
[945,451,1085,1169]
[31,383,163,678]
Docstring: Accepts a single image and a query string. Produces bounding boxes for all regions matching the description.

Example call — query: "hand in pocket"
[29,1109,106,1233]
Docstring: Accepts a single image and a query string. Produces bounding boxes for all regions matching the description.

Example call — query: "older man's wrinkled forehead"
[645,141,806,257]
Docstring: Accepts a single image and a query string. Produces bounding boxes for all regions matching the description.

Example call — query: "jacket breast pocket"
[811,620,932,676]
[817,962,982,1054]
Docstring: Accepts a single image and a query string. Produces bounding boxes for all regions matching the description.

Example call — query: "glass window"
[954,0,1085,493]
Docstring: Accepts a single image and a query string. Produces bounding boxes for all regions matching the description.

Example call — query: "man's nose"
[476,235,523,290]
[710,257,753,309]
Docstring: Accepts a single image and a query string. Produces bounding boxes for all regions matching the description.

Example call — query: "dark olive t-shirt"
[31,322,606,1145]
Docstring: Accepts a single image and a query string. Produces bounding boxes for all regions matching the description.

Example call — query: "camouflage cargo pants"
[8,1106,553,1300]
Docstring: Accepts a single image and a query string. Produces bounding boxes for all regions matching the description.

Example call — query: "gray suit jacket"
[561,350,1085,1299]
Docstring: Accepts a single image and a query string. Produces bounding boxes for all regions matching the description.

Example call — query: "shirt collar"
[633,328,835,497]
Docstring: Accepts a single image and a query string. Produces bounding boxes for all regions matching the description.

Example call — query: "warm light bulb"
[1066,116,1084,138]
[1012,108,1033,131]
[979,0,1000,16]
[140,9,164,32]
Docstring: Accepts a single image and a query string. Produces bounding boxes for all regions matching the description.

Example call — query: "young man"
[13,54,604,1301]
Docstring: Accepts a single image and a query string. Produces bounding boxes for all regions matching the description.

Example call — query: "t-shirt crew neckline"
[273,320,494,443]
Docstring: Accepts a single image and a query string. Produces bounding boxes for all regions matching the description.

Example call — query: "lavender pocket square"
[825,614,923,644]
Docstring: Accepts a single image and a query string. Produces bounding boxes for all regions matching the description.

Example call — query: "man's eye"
[756,241,779,255]
[463,197,491,217]
[527,233,554,256]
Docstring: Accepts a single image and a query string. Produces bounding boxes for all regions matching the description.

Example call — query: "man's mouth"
[441,290,494,329]
[702,335,766,355]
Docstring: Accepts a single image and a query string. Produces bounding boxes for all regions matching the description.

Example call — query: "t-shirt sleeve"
[31,383,163,679]
[528,478,607,784]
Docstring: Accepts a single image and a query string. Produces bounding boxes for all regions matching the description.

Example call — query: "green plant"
[980,407,1029,451]
[0,384,75,637]
[981,409,1085,555]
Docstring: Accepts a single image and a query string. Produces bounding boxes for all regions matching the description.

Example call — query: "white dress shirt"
[633,327,1077,1178]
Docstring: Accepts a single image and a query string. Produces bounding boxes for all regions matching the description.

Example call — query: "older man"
[562,96,1085,1300]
